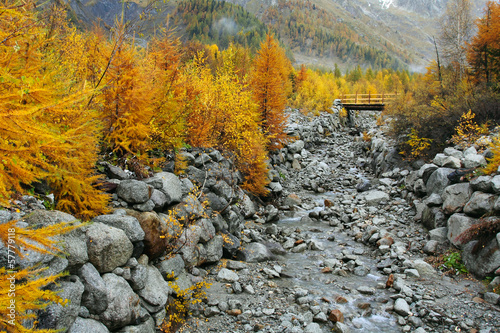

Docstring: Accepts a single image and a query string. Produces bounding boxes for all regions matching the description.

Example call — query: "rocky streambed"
[184,110,500,333]
[3,109,500,333]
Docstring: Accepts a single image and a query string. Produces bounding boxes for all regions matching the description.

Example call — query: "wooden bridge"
[339,93,397,111]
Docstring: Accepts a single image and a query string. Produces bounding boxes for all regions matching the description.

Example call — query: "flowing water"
[277,192,400,332]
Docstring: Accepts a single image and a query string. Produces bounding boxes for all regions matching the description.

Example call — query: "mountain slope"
[63,0,489,71]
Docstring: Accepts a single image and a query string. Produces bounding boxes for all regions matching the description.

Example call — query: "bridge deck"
[339,93,396,111]
[342,103,385,111]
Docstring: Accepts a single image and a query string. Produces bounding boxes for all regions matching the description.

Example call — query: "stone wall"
[362,132,500,278]
[0,148,261,333]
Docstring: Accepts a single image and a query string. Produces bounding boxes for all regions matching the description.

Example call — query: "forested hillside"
[262,0,409,70]
[62,0,426,71]
[173,0,268,50]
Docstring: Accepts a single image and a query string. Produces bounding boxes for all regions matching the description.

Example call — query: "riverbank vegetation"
[384,0,500,161]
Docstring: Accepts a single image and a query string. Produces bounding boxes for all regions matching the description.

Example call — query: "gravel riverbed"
[184,110,500,333]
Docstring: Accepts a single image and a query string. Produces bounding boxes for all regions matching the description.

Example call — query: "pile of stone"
[362,129,500,283]
[0,148,265,333]
[406,146,500,279]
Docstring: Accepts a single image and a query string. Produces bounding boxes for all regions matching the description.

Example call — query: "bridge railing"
[340,93,398,104]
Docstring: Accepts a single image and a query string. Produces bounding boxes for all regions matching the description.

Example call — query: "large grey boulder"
[429,227,448,242]
[444,147,463,159]
[424,193,443,207]
[236,242,275,262]
[447,213,478,246]
[150,189,169,211]
[92,213,144,243]
[268,182,283,193]
[358,190,389,206]
[304,322,324,333]
[21,210,88,271]
[196,219,216,243]
[186,166,206,185]
[128,263,148,291]
[155,172,183,204]
[426,168,453,195]
[142,176,164,189]
[38,276,84,332]
[175,194,206,221]
[211,180,233,202]
[133,200,155,212]
[116,317,156,333]
[442,183,473,214]
[463,238,500,278]
[177,225,202,266]
[102,162,129,180]
[156,254,185,280]
[492,175,500,194]
[418,163,438,184]
[100,274,141,330]
[433,154,461,168]
[224,208,244,235]
[463,192,497,217]
[463,147,487,168]
[137,266,172,313]
[217,268,239,282]
[421,206,446,230]
[205,235,224,263]
[87,223,134,273]
[288,140,305,154]
[237,193,256,218]
[205,192,228,212]
[68,317,109,333]
[413,259,439,278]
[470,176,493,192]
[394,298,410,316]
[78,263,108,314]
[116,180,150,204]
[180,177,195,196]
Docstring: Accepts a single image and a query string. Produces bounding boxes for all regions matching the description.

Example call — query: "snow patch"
[379,0,396,9]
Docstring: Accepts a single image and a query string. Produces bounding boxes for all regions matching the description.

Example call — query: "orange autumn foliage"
[0,0,109,218]
[467,1,500,85]
[250,34,292,149]
[184,48,270,194]
[147,31,187,151]
[98,24,154,158]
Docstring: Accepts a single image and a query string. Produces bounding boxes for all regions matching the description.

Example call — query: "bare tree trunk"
[438,0,474,77]
[433,36,443,92]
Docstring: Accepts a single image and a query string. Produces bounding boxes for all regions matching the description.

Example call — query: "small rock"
[394,298,411,316]
[357,286,375,295]
[217,268,239,283]
[483,292,500,305]
[329,309,344,323]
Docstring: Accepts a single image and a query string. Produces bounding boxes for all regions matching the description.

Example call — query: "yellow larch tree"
[98,23,154,160]
[0,0,109,218]
[183,47,270,194]
[147,30,187,151]
[250,34,292,149]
